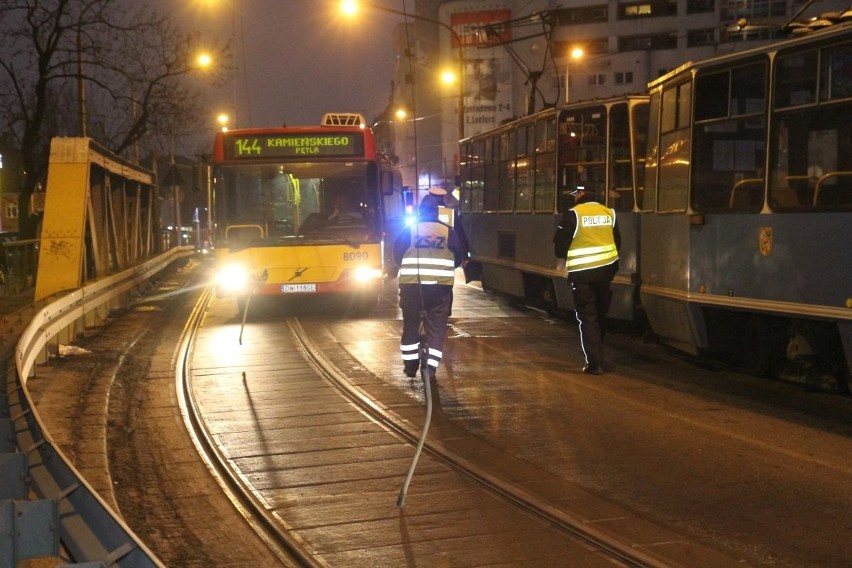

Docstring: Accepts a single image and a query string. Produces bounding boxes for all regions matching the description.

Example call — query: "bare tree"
[0,0,228,238]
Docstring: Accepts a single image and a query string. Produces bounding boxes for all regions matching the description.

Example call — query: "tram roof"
[649,20,852,90]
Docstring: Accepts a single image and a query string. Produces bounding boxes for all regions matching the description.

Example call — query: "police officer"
[394,188,469,380]
[553,187,620,375]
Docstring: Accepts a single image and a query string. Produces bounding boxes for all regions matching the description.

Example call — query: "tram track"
[287,318,671,568]
[176,286,317,567]
[177,284,673,568]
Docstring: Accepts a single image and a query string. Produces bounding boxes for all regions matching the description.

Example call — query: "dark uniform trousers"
[399,284,453,371]
[570,279,613,369]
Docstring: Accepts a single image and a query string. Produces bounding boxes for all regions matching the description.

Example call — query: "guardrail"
[2,246,193,567]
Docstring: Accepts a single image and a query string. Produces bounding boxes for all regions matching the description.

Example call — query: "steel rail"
[175,285,322,568]
[287,317,676,568]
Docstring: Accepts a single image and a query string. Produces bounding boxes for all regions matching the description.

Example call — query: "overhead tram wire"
[471,11,559,115]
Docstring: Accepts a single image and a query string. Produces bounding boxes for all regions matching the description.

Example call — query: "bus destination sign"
[224,133,364,160]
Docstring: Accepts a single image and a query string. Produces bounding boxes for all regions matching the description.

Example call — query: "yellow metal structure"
[35,138,158,301]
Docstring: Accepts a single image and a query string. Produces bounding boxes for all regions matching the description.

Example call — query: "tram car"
[460,25,852,390]
[642,22,852,388]
[210,113,406,312]
[457,94,650,323]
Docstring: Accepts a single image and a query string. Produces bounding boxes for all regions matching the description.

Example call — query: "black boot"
[404,360,419,378]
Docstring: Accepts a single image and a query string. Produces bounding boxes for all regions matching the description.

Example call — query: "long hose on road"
[396,331,432,508]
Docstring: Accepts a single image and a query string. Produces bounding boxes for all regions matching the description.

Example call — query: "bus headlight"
[353,265,384,283]
[215,264,251,293]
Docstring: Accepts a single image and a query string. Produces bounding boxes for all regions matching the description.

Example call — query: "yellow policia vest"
[566,202,618,273]
[399,222,455,285]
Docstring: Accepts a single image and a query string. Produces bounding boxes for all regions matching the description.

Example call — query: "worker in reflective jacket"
[553,187,620,375]
[393,188,469,380]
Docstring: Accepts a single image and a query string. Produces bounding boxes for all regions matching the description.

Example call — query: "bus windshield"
[213,161,380,242]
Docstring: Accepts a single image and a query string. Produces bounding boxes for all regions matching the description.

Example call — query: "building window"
[688,28,717,47]
[625,3,652,16]
[619,33,678,51]
[720,0,787,21]
[553,5,609,25]
[618,0,677,19]
[615,71,634,84]
[588,73,607,86]
[555,37,609,58]
[5,202,18,219]
[687,0,715,13]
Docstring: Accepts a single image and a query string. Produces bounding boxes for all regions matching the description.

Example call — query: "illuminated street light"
[217,113,230,131]
[197,52,213,68]
[566,46,585,103]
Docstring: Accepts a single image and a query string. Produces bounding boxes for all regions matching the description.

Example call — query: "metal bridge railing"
[2,246,192,567]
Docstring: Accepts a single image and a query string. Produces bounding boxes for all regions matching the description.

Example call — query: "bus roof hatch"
[321,113,366,127]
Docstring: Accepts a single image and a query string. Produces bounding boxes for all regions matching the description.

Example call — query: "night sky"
[184,0,406,131]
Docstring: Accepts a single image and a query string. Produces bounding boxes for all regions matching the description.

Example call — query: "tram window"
[695,71,729,120]
[483,136,500,212]
[516,156,533,211]
[500,132,512,161]
[526,123,536,155]
[535,119,546,153]
[731,63,766,115]
[770,106,852,211]
[658,81,691,212]
[499,132,515,211]
[472,139,485,212]
[609,103,634,212]
[516,125,533,211]
[631,102,650,210]
[516,124,530,156]
[459,142,471,213]
[820,42,852,101]
[640,91,661,212]
[692,118,766,212]
[775,50,818,108]
[534,152,556,212]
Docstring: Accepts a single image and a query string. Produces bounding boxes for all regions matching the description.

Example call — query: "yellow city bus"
[210,113,405,312]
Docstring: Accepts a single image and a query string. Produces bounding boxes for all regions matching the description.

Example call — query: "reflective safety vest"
[566,202,618,273]
[399,222,456,285]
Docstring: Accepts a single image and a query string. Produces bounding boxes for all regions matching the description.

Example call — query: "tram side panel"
[638,213,707,354]
[693,212,852,377]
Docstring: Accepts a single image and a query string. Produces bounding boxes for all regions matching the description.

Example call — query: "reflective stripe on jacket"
[566,202,618,273]
[398,222,456,285]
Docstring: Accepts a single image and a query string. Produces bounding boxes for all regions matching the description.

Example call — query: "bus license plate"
[280,283,316,294]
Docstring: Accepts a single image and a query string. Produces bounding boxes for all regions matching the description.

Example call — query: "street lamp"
[565,46,584,103]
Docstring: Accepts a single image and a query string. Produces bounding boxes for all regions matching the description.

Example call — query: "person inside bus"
[300,193,362,234]
[553,186,620,375]
[327,193,362,224]
[393,188,469,381]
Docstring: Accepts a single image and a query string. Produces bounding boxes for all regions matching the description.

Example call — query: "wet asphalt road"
[25,257,852,567]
